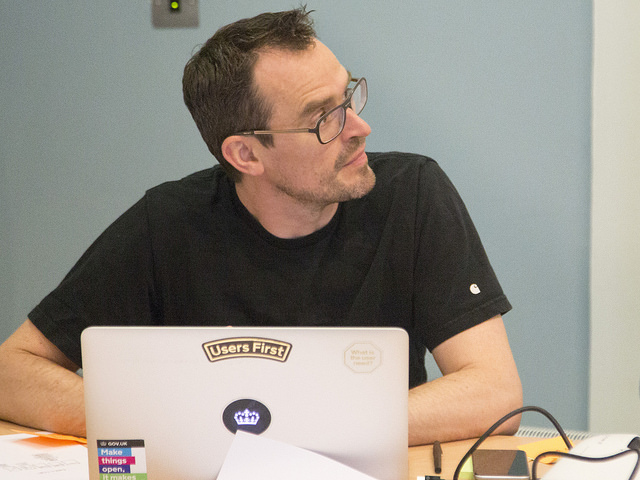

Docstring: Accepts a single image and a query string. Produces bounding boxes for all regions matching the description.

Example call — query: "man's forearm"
[0,348,86,436]
[407,315,523,446]
[408,366,522,445]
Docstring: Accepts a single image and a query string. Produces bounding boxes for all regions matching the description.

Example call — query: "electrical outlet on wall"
[152,0,198,28]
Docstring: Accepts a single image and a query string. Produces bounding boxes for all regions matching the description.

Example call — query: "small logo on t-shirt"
[470,283,481,295]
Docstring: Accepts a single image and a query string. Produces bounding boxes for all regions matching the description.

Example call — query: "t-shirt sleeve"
[413,160,511,351]
[28,197,159,367]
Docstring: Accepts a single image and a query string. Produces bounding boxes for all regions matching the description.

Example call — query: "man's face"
[251,40,375,208]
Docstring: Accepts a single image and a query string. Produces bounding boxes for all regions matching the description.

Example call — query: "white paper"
[0,433,89,479]
[542,434,639,480]
[217,431,379,480]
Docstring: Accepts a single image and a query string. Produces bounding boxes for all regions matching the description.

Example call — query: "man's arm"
[0,319,85,436]
[408,315,522,446]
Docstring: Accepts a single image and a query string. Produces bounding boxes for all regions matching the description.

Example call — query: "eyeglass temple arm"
[236,128,315,136]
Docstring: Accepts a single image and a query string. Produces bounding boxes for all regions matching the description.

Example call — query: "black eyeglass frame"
[233,75,367,145]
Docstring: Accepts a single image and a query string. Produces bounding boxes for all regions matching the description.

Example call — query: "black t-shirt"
[29,152,511,387]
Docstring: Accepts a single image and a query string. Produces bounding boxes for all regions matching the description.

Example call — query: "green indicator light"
[170,1,179,10]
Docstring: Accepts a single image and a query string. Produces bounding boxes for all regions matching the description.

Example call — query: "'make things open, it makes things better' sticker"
[96,439,147,480]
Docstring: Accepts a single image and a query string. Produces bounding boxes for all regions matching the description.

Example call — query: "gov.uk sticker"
[97,439,147,479]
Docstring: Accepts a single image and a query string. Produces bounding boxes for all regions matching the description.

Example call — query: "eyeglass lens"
[318,79,367,143]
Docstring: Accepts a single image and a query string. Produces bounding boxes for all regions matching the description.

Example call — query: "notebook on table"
[81,326,409,480]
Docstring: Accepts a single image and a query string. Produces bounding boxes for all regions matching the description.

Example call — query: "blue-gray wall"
[0,2,592,430]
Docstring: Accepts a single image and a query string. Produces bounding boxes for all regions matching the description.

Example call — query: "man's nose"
[342,107,372,138]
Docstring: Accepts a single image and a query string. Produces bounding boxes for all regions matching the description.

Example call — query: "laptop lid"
[81,326,409,480]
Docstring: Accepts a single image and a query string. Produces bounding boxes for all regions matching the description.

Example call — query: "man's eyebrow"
[299,97,336,120]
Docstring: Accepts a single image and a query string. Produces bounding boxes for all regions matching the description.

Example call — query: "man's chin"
[341,164,376,201]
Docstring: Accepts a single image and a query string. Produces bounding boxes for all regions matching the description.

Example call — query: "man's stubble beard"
[275,137,376,208]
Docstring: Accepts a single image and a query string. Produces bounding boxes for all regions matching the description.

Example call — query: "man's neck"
[234,181,339,239]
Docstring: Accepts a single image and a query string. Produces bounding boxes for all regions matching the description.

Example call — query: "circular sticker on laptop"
[222,399,271,435]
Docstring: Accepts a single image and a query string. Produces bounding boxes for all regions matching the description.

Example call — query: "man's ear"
[221,136,265,177]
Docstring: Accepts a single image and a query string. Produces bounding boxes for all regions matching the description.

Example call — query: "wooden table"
[1,419,548,479]
[0,419,38,435]
[409,435,552,479]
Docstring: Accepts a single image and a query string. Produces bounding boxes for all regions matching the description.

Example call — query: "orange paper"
[519,436,572,464]
[13,429,87,444]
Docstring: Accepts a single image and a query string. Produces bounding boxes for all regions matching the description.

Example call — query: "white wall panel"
[590,0,640,433]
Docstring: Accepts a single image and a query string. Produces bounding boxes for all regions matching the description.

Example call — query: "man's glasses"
[235,76,367,145]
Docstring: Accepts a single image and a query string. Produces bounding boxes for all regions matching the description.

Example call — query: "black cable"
[531,448,640,480]
[452,406,572,480]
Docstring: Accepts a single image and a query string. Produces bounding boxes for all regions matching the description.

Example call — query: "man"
[0,8,522,445]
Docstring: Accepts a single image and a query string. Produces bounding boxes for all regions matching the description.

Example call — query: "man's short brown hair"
[182,7,316,181]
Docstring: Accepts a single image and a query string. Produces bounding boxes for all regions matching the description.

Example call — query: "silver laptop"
[81,326,409,480]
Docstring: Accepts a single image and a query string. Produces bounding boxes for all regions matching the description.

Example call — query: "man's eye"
[313,109,328,123]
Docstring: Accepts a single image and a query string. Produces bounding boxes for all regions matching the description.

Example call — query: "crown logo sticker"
[223,399,271,435]
[234,409,260,426]
[202,337,292,363]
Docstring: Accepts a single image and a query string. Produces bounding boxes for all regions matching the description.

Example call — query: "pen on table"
[433,440,442,474]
